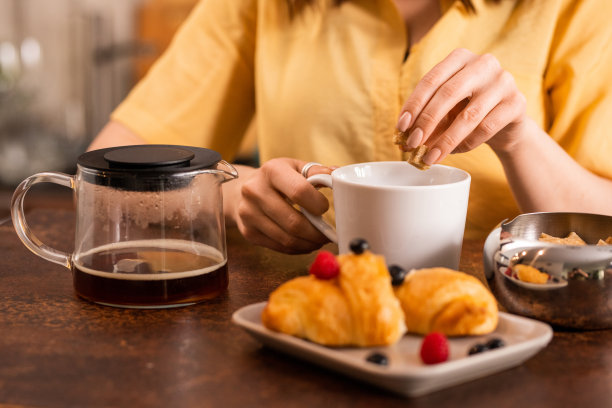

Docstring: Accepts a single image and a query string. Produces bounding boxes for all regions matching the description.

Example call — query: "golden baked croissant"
[394,267,498,336]
[261,250,406,347]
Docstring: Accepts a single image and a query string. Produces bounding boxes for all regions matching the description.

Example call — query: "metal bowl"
[483,212,612,329]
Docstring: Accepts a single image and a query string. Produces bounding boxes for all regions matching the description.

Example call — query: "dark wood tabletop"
[0,191,610,408]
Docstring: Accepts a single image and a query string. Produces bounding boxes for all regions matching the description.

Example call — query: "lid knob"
[103,146,195,169]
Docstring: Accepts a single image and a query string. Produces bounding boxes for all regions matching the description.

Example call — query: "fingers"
[267,162,330,215]
[397,49,527,164]
[236,158,333,254]
[397,48,476,133]
[427,83,506,154]
[455,94,527,154]
[236,195,325,254]
[303,162,334,178]
[409,56,499,145]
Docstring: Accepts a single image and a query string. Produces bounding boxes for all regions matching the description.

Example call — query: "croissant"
[394,267,498,336]
[261,250,406,347]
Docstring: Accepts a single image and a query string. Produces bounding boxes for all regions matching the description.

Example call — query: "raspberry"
[309,250,339,280]
[420,332,449,364]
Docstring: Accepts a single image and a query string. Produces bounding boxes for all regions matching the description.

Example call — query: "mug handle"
[299,174,338,243]
[11,172,75,269]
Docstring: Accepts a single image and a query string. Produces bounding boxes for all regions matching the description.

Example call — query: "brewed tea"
[72,239,228,307]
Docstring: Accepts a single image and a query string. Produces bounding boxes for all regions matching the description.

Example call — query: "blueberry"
[389,264,408,286]
[365,352,389,366]
[349,238,369,254]
[468,343,488,355]
[485,338,505,349]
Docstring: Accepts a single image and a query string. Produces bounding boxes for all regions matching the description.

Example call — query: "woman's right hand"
[226,158,333,254]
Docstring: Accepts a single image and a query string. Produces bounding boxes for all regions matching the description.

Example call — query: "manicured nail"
[423,147,442,165]
[397,111,412,132]
[405,128,423,150]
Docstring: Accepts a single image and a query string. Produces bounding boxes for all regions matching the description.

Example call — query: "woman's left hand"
[396,48,528,164]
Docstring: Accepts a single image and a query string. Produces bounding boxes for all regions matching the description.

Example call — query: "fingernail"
[397,111,412,132]
[405,128,423,150]
[423,147,442,165]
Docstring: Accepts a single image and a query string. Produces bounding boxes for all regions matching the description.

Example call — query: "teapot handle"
[11,172,75,269]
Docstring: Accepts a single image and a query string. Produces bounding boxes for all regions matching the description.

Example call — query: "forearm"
[496,118,612,215]
[87,121,148,151]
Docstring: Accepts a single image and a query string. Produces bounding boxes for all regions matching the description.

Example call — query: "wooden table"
[0,194,610,408]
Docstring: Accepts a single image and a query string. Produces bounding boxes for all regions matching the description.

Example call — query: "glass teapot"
[11,145,238,308]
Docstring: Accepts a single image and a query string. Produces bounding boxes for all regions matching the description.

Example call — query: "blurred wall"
[0,0,256,187]
[0,0,144,186]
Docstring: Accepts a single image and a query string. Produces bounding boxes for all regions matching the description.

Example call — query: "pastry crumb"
[539,232,586,245]
[514,264,550,284]
[405,145,430,170]
[393,129,407,145]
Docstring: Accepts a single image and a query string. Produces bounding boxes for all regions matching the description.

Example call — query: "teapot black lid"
[77,145,223,191]
[78,145,221,172]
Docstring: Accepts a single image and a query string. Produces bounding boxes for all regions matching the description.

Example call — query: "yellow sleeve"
[545,0,612,179]
[111,0,257,161]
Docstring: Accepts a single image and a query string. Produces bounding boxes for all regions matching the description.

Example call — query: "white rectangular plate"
[232,302,553,397]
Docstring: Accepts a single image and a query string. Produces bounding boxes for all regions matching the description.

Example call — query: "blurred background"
[0,0,258,221]
[0,0,200,190]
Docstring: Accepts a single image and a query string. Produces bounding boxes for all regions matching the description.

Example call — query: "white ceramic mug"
[302,161,471,271]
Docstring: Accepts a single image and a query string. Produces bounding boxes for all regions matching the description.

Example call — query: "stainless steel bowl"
[483,212,612,329]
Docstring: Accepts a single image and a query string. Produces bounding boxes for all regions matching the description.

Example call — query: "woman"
[89,0,612,253]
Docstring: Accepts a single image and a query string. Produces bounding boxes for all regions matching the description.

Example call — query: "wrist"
[490,117,540,161]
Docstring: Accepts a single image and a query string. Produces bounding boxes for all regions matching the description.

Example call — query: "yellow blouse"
[112,0,612,239]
